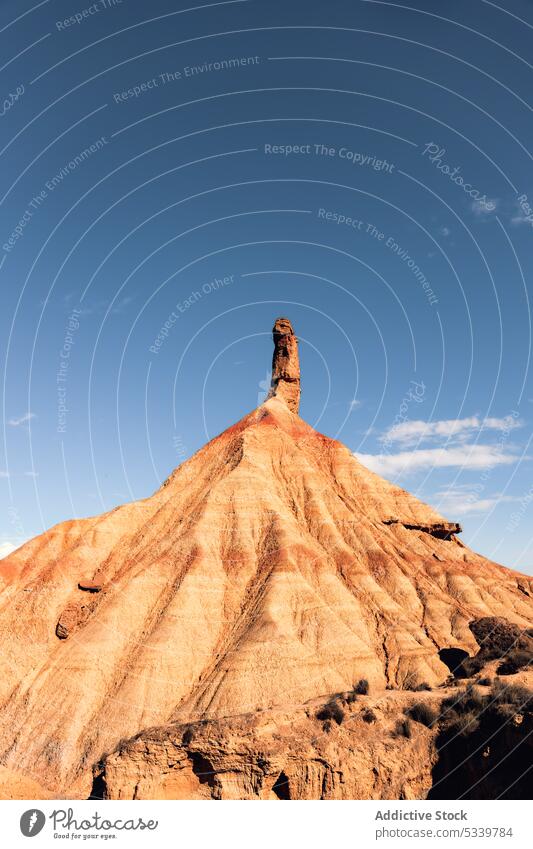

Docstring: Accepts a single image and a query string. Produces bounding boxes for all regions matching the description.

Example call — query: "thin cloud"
[8,412,35,427]
[356,444,520,477]
[434,485,519,515]
[382,415,522,446]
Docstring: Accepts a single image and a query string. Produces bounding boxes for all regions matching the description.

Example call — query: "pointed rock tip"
[267,317,301,414]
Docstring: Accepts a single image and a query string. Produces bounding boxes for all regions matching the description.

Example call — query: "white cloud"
[348,399,361,411]
[439,226,451,237]
[382,415,522,446]
[8,412,35,427]
[356,444,520,477]
[434,486,520,516]
[0,471,9,478]
[453,497,501,514]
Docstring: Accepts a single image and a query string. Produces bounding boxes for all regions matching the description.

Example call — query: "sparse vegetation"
[428,679,533,799]
[393,718,412,738]
[115,737,134,755]
[456,655,484,678]
[470,618,529,657]
[476,676,492,687]
[182,726,194,746]
[362,709,376,723]
[440,680,532,737]
[316,699,345,725]
[448,710,481,737]
[491,679,533,712]
[497,649,532,676]
[413,681,432,691]
[345,679,370,702]
[444,682,485,710]
[405,701,438,728]
[455,617,533,679]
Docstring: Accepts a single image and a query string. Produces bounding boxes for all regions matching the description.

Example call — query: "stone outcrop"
[0,318,532,799]
[55,598,99,640]
[383,519,462,540]
[267,317,300,413]
[93,692,439,800]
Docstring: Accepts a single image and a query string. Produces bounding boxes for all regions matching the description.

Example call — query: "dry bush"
[406,701,438,727]
[393,718,412,738]
[316,699,345,725]
[362,709,376,723]
[497,649,532,676]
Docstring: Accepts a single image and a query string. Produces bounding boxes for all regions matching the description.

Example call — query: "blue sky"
[1,0,533,573]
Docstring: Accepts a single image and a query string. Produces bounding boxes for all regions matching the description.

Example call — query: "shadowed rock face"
[267,317,300,413]
[0,319,532,799]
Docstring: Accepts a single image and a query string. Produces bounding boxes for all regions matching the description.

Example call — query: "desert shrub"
[491,680,533,712]
[322,719,332,733]
[493,702,521,722]
[446,710,481,737]
[497,649,532,676]
[345,690,358,704]
[115,736,135,756]
[406,701,438,728]
[316,699,345,725]
[470,617,530,657]
[476,676,492,686]
[413,682,432,691]
[354,678,370,695]
[394,718,412,738]
[441,684,485,716]
[457,655,485,678]
[182,726,194,746]
[439,681,532,742]
[362,709,377,723]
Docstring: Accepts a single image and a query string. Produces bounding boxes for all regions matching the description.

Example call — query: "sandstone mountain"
[0,318,532,799]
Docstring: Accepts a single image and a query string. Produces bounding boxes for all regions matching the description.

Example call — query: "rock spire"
[267,317,300,413]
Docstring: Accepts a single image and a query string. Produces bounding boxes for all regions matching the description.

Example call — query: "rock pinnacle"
[267,317,300,413]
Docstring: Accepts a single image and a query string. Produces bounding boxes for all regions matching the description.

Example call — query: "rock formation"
[267,317,301,412]
[94,692,439,800]
[0,318,532,799]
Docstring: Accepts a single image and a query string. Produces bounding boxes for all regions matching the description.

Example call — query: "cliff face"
[94,692,439,801]
[0,318,532,799]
